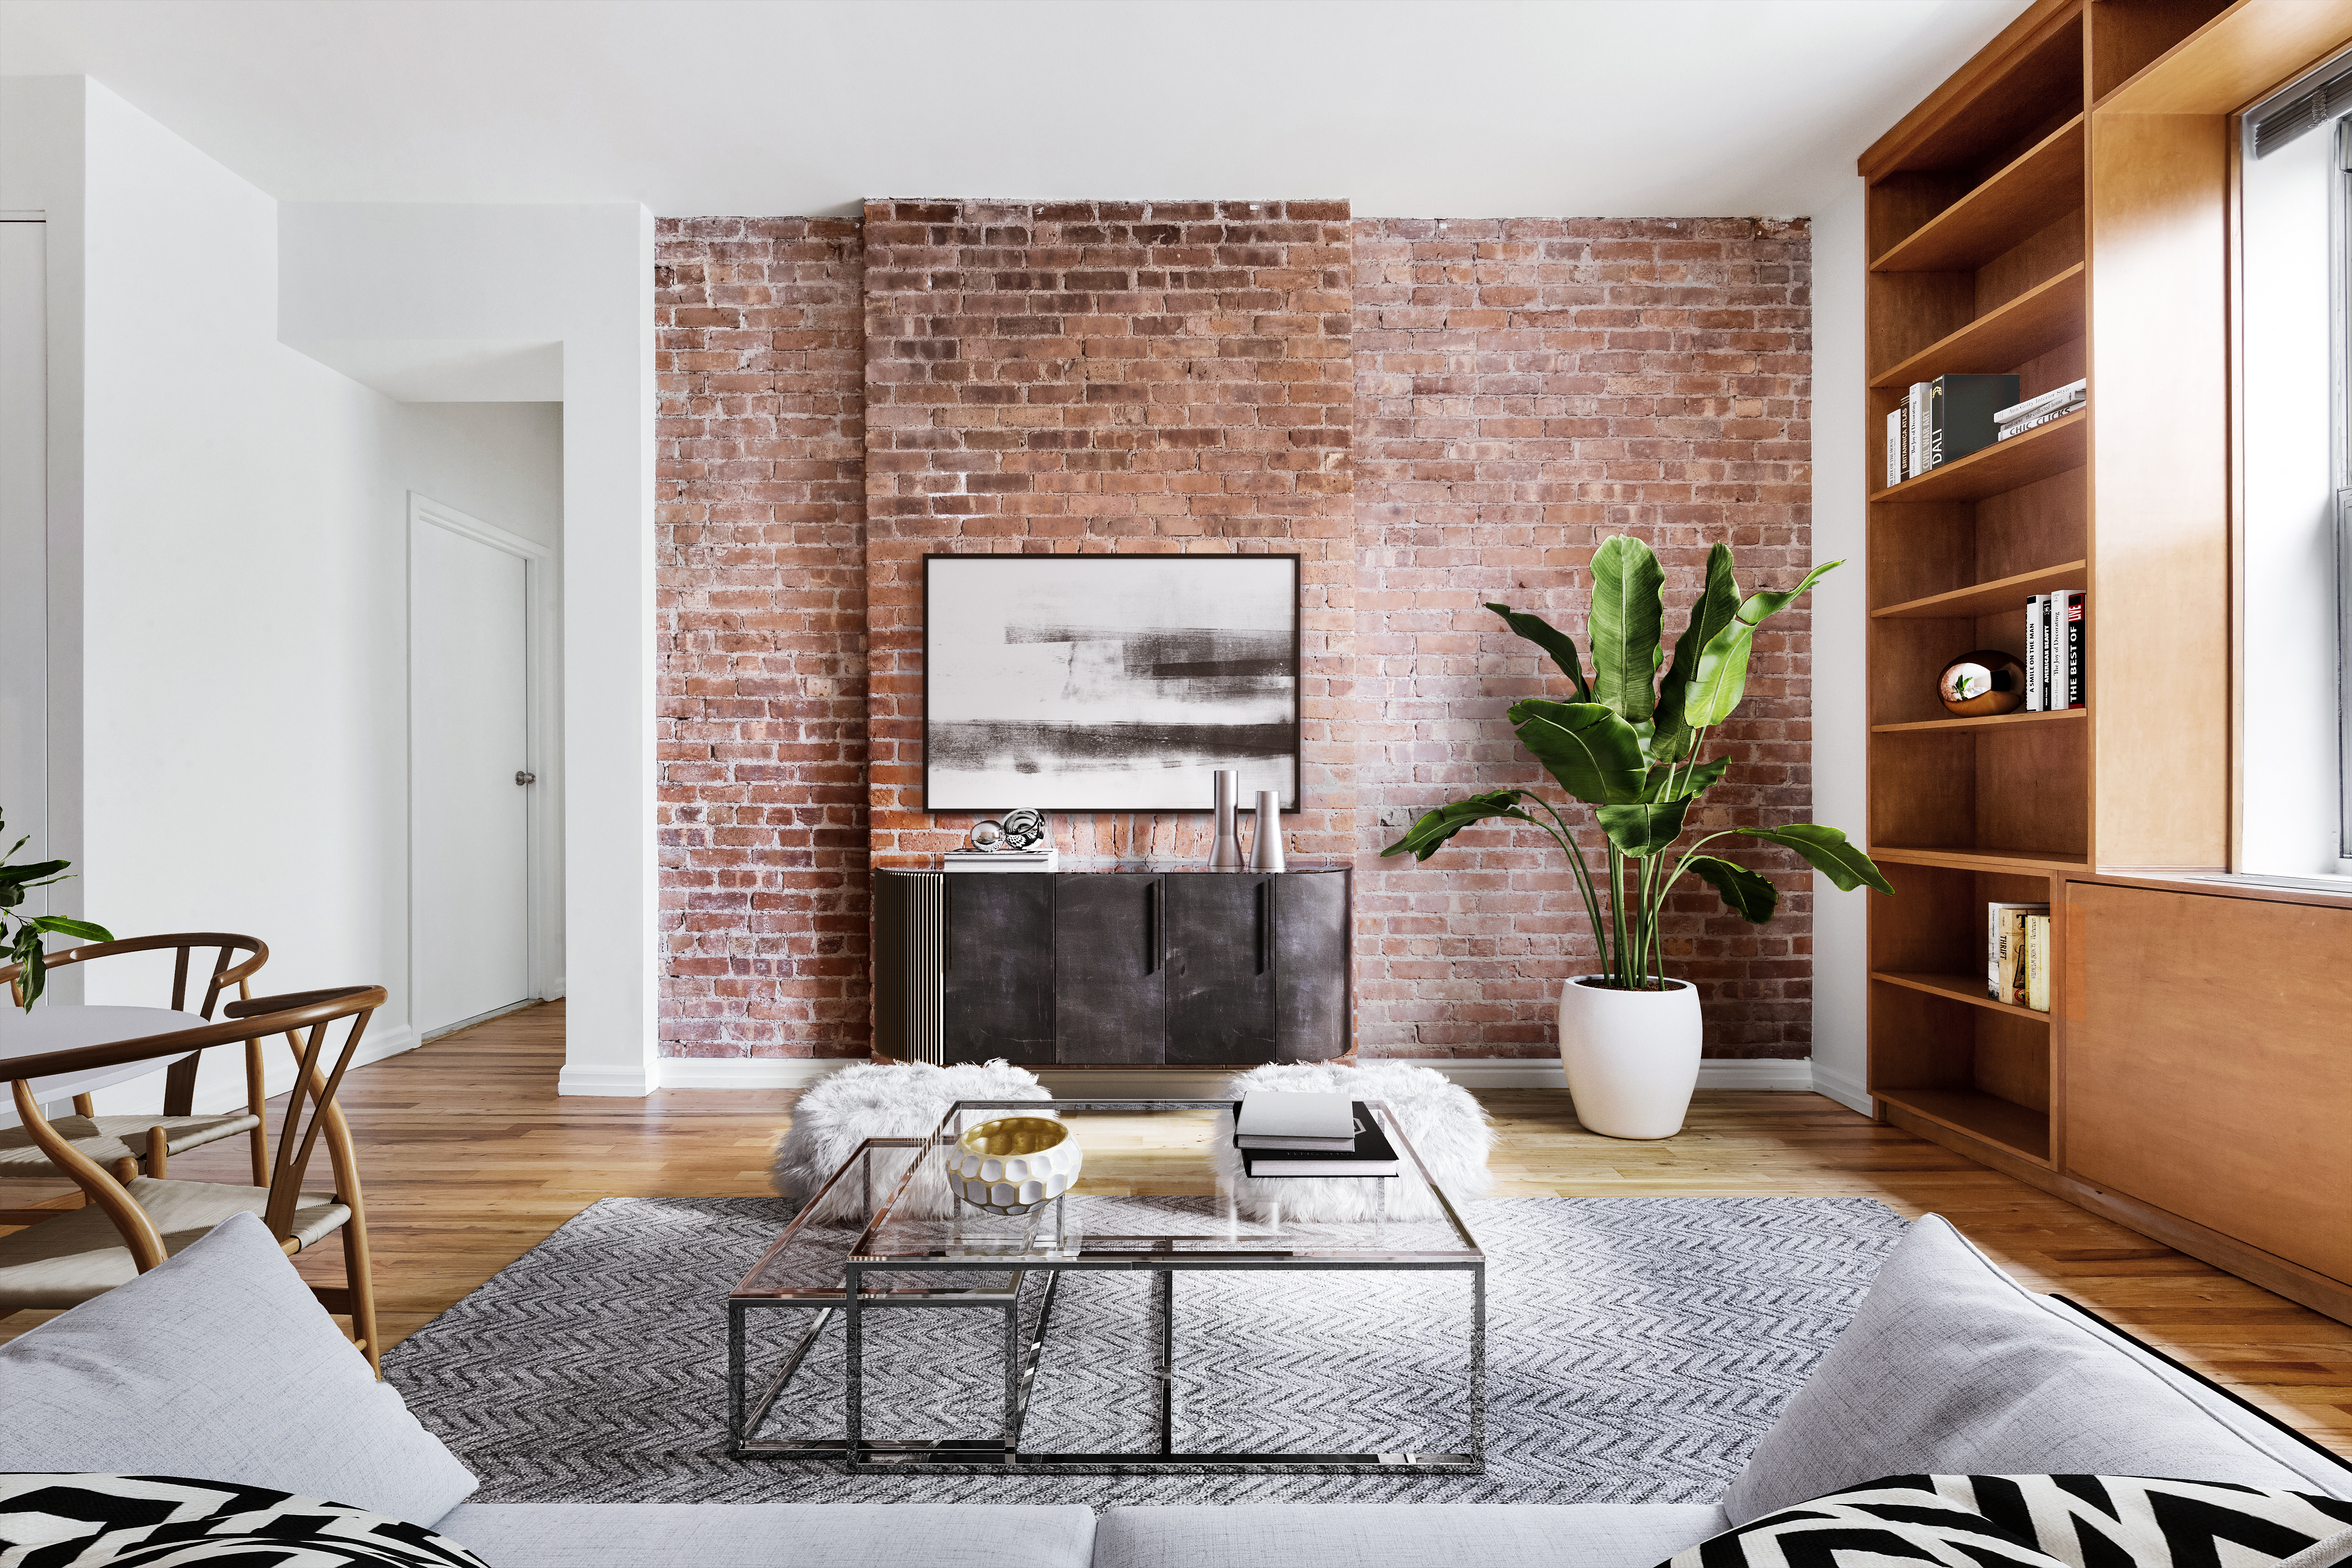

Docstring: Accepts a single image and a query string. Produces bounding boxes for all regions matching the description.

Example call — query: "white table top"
[0,1004,210,1105]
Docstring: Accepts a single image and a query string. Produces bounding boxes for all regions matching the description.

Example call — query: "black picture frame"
[921,553,1303,815]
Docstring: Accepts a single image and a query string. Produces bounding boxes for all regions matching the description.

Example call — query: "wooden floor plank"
[4,1000,2346,1455]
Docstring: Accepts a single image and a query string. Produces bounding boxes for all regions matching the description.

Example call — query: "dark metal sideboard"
[873,866,1351,1067]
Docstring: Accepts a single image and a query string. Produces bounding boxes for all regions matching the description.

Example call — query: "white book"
[1908,383,1932,475]
[1886,406,1904,487]
[1994,378,2088,427]
[943,848,1059,873]
[1235,1092,1355,1143]
[2043,593,2061,709]
[2025,914,2051,1014]
[2025,595,2046,711]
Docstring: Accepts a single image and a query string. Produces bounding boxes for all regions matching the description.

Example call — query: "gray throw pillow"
[1723,1214,2352,1523]
[0,1212,476,1527]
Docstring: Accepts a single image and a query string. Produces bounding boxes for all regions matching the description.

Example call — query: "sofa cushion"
[429,1502,1098,1568]
[1090,1503,1727,1568]
[0,1212,478,1527]
[0,1473,490,1567]
[1723,1214,2352,1522]
[1675,1474,2352,1568]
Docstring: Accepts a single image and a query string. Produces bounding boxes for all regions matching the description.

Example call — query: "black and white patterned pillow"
[1669,1474,2352,1568]
[0,1475,489,1568]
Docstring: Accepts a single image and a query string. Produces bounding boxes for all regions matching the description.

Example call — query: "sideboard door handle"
[1256,880,1268,975]
[942,879,952,971]
[1145,880,1159,974]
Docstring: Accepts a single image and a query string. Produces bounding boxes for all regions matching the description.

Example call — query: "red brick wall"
[652,208,1814,1063]
[1352,217,1814,1060]
[655,217,871,1059]
[860,200,1358,871]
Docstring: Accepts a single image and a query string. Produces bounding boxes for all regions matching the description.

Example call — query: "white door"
[412,511,532,1035]
[1,222,46,885]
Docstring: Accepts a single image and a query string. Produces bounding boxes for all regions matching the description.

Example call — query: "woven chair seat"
[0,1175,351,1310]
[0,1113,261,1177]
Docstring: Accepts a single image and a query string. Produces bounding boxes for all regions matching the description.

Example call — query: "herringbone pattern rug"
[384,1195,1905,1507]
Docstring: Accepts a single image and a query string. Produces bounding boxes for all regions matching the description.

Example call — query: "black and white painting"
[923,554,1300,812]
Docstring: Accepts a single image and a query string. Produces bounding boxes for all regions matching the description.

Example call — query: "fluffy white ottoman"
[1209,1060,1494,1222]
[771,1059,1051,1222]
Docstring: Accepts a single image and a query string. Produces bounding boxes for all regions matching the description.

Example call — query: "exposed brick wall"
[860,200,1357,871]
[1352,217,1814,1060]
[651,208,1814,1064]
[655,217,871,1059]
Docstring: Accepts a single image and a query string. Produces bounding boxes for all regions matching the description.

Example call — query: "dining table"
[0,1004,209,1110]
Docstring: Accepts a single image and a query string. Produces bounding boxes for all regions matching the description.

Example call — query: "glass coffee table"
[728,1098,1486,1473]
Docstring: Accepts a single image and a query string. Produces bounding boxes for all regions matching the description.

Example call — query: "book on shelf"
[2025,594,2046,712]
[1234,1092,1356,1150]
[943,848,1060,873]
[1899,375,2021,478]
[1886,405,1905,488]
[1987,901,2049,1006]
[1994,378,2086,442]
[2052,589,2085,710]
[1239,1103,1401,1178]
[2024,913,2051,1014]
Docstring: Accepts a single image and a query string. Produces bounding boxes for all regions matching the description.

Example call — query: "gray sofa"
[4,1210,2349,1567]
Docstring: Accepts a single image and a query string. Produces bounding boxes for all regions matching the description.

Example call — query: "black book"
[1928,374,2022,469]
[1237,1102,1401,1178]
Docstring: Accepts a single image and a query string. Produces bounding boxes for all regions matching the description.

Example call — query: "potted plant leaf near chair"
[1383,537,1891,1139]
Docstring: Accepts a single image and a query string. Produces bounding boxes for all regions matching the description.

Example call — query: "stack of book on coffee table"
[1233,1092,1400,1178]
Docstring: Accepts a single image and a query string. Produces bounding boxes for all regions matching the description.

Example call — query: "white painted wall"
[1807,175,1873,1117]
[0,80,570,1121]
[2238,119,2349,880]
[279,203,656,1095]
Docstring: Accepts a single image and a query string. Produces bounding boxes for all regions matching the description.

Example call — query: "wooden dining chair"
[0,934,273,1192]
[0,985,387,1372]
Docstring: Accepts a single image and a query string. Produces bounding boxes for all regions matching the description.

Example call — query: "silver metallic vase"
[1208,769,1246,869]
[1250,789,1286,872]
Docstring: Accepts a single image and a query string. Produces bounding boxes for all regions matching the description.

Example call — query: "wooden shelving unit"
[1856,0,2352,1326]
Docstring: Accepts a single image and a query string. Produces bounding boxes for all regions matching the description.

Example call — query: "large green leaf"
[1507,699,1647,805]
[1381,790,1541,862]
[1651,542,1740,763]
[1641,756,1730,802]
[30,916,111,942]
[1483,603,1591,702]
[1586,536,1665,725]
[1683,559,1842,728]
[1687,855,1779,923]
[1734,823,1893,894]
[1595,796,1692,857]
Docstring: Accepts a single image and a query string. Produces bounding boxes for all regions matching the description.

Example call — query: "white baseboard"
[1808,1060,1874,1117]
[646,1055,1819,1095]
[556,1061,661,1097]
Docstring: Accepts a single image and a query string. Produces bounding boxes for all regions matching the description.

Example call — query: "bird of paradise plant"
[1381,536,1891,991]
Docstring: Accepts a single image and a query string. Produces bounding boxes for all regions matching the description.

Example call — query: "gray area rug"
[385,1195,1906,1507]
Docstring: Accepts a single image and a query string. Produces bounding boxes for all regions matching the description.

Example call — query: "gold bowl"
[946,1116,1082,1215]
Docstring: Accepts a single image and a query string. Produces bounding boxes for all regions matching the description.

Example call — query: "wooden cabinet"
[1859,0,2352,1324]
[874,867,1351,1067]
[2065,883,2352,1288]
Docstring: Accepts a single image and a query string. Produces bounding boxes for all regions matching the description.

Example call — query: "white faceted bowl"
[946,1116,1082,1215]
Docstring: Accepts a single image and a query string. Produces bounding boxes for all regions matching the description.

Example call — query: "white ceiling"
[0,0,2032,217]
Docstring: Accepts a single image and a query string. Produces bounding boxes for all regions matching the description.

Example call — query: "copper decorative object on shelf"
[1937,649,2028,716]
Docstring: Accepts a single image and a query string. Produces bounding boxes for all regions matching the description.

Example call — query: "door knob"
[515,771,537,786]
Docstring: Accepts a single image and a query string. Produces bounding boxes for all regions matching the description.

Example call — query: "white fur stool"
[771,1059,1050,1222]
[1209,1060,1494,1222]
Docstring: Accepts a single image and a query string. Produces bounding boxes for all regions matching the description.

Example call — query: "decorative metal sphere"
[967,818,1006,851]
[998,808,1047,851]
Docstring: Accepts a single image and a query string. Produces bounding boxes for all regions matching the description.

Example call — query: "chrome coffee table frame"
[726,1097,1486,1475]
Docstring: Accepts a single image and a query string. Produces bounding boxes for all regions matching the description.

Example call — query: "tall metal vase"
[1249,789,1285,872]
[1208,769,1246,869]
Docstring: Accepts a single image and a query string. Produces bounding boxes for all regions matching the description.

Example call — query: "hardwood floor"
[5,998,2347,1455]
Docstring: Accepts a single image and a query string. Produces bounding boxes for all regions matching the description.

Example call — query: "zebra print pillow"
[1667,1474,2352,1568]
[0,1475,488,1568]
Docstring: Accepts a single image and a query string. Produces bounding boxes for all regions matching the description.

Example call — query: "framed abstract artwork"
[922,553,1301,813]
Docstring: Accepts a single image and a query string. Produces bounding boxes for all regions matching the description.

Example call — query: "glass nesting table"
[727,1098,1485,1474]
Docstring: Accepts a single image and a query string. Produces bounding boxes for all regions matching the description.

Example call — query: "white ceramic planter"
[1556,976,1703,1140]
[946,1116,1082,1215]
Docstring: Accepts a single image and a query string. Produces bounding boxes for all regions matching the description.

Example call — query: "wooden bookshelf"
[1856,0,2352,1325]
